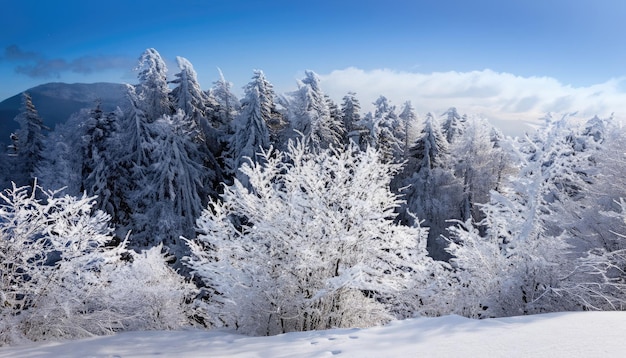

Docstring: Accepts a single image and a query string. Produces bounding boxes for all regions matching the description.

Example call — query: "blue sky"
[2,0,626,127]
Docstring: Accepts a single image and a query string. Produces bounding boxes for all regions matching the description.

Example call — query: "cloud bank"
[318,68,626,133]
[2,45,133,79]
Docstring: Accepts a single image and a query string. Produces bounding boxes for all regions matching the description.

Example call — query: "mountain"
[0,82,128,145]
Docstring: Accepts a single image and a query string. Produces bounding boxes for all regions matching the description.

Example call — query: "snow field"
[1,312,624,358]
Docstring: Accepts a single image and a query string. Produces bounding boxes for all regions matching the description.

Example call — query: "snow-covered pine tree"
[225,70,276,187]
[169,56,213,141]
[129,109,210,256]
[36,101,135,239]
[208,69,240,143]
[326,94,344,144]
[169,56,223,196]
[79,102,124,211]
[135,48,173,121]
[340,92,363,147]
[397,101,419,161]
[283,70,344,149]
[186,139,434,335]
[372,96,403,162]
[10,93,46,187]
[400,112,461,259]
[112,85,153,241]
[246,70,284,145]
[0,145,9,190]
[441,107,466,144]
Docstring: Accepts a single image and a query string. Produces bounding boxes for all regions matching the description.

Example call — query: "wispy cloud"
[1,45,40,62]
[318,67,626,129]
[2,45,134,79]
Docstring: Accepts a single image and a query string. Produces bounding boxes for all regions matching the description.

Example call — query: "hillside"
[0,82,128,144]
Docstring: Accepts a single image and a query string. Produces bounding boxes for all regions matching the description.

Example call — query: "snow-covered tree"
[546,115,626,310]
[0,183,198,345]
[169,56,223,195]
[398,113,460,258]
[326,94,343,143]
[36,101,133,235]
[225,70,277,186]
[10,93,46,187]
[135,48,173,121]
[0,145,9,190]
[108,85,153,236]
[169,56,213,141]
[441,107,466,144]
[371,96,403,162]
[129,110,211,255]
[397,101,419,160]
[445,116,593,316]
[208,69,240,139]
[452,116,513,223]
[340,92,363,146]
[567,116,621,253]
[186,139,434,335]
[283,71,344,149]
[80,104,125,214]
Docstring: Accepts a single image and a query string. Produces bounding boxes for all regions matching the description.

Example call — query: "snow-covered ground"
[1,312,624,357]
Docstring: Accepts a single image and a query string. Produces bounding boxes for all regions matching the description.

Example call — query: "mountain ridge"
[0,82,128,145]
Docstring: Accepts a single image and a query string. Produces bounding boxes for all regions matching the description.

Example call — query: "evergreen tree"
[209,69,240,139]
[326,94,344,145]
[401,113,461,259]
[113,85,153,238]
[130,110,210,255]
[170,56,213,142]
[135,48,173,121]
[372,96,403,162]
[10,93,46,187]
[397,101,419,160]
[340,92,362,147]
[0,145,9,190]
[405,113,449,173]
[441,107,466,144]
[170,56,222,195]
[80,102,124,215]
[284,70,344,149]
[225,70,276,186]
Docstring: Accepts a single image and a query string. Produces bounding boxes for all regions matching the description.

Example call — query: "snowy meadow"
[1,312,625,357]
[1,48,626,352]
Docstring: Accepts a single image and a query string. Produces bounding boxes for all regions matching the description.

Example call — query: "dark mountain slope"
[0,82,128,144]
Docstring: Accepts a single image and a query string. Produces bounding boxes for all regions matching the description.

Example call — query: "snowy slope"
[1,312,624,357]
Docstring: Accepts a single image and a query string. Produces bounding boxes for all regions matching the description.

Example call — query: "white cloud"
[318,67,626,135]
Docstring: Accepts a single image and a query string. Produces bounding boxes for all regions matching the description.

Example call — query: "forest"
[0,48,625,344]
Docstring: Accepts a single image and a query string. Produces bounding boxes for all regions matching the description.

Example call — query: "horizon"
[2,0,626,128]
